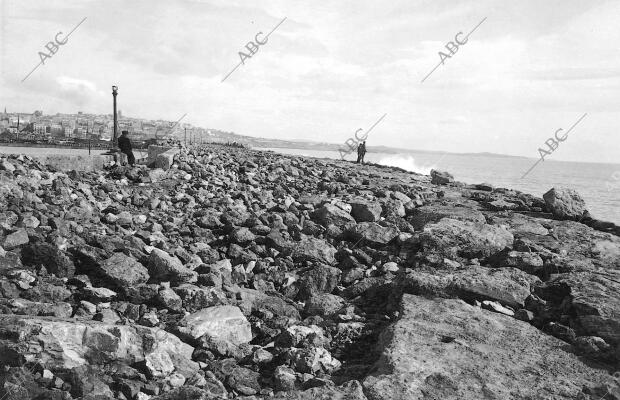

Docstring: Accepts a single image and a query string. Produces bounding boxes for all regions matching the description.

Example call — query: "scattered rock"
[0,147,616,399]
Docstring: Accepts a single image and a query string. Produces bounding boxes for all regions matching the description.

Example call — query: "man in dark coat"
[356,141,367,164]
[117,130,135,166]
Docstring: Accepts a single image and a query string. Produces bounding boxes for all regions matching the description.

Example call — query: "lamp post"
[112,86,118,149]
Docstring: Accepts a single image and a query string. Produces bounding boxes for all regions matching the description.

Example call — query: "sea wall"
[30,154,116,172]
[147,145,180,169]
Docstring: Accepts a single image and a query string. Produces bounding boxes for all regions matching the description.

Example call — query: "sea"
[1,145,618,225]
[263,147,620,226]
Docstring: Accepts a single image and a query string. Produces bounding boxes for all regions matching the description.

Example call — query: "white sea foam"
[376,154,434,175]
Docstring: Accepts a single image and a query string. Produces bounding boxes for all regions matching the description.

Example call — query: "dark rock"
[537,270,620,347]
[150,385,220,400]
[226,367,260,395]
[573,336,611,357]
[297,264,341,300]
[350,201,382,222]
[148,248,198,285]
[430,169,454,185]
[515,309,534,322]
[21,243,76,278]
[544,322,577,343]
[99,252,150,288]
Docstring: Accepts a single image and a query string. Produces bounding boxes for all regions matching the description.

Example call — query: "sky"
[1,0,619,163]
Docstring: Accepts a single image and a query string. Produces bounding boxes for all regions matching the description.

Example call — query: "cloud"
[1,0,619,164]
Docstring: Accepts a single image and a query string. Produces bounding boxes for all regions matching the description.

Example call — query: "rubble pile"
[0,146,618,399]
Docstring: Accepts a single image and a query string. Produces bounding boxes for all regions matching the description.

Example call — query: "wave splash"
[376,155,434,175]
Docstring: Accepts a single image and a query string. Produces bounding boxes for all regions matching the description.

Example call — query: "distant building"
[75,127,87,138]
[61,119,75,130]
[33,123,46,134]
[49,123,63,135]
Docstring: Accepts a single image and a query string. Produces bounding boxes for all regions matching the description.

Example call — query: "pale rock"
[179,305,252,344]
[543,187,587,220]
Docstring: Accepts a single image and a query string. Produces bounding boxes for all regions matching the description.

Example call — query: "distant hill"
[201,130,529,160]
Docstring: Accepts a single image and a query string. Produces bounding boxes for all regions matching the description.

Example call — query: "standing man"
[356,141,367,164]
[118,130,135,166]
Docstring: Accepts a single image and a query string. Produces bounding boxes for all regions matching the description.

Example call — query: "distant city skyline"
[1,0,619,163]
[0,108,212,142]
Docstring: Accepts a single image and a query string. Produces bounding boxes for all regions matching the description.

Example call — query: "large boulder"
[409,203,486,230]
[154,148,180,170]
[537,270,620,347]
[0,315,198,378]
[543,188,587,220]
[402,267,540,308]
[178,305,252,345]
[430,169,454,185]
[451,266,540,308]
[407,218,514,260]
[363,295,616,400]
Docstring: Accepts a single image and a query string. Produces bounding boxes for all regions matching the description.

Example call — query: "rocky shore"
[0,144,619,399]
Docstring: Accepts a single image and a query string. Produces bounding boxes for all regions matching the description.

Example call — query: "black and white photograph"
[0,1,619,399]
